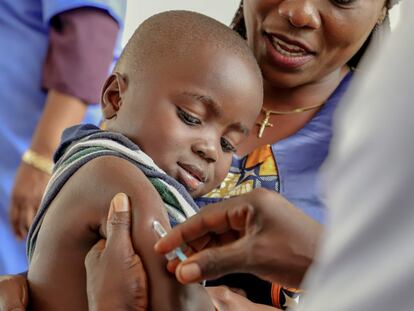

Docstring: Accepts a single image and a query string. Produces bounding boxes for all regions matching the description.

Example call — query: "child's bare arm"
[94,156,214,310]
[28,155,214,311]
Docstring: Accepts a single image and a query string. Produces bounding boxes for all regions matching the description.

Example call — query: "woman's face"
[243,0,386,88]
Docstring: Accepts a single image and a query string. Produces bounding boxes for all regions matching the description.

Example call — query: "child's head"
[101,10,263,197]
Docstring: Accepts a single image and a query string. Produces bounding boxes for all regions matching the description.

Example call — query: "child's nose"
[191,140,218,163]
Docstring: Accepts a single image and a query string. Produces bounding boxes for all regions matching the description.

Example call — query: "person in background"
[0,0,126,275]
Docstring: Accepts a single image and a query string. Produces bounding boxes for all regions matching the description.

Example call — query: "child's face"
[106,48,262,197]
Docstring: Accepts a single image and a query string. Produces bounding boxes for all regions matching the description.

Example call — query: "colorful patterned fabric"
[204,144,279,200]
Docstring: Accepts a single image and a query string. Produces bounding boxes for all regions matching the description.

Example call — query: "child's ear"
[101,72,128,120]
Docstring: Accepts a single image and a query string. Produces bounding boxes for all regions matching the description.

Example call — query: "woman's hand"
[0,274,28,311]
[9,163,50,239]
[206,286,279,311]
[155,188,322,288]
[85,193,148,311]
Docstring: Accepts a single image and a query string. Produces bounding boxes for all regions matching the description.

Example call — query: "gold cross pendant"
[256,110,273,138]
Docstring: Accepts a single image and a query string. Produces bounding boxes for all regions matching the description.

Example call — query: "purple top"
[43,7,119,104]
[274,71,353,223]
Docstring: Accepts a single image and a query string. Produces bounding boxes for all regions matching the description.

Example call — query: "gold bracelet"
[22,149,54,175]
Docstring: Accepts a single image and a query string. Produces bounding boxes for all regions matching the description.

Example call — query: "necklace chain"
[256,102,325,138]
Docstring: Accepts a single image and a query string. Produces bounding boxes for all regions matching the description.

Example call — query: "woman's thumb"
[106,193,132,248]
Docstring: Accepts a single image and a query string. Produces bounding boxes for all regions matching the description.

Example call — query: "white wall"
[389,3,400,29]
[122,0,240,46]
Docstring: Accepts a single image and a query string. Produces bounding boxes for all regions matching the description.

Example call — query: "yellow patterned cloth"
[203,144,279,200]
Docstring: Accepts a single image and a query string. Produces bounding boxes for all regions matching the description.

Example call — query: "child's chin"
[189,187,209,198]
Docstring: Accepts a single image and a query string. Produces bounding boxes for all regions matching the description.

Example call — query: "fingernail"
[154,241,161,252]
[178,263,201,282]
[113,193,129,212]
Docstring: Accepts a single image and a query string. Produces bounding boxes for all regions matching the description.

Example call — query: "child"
[26,10,263,310]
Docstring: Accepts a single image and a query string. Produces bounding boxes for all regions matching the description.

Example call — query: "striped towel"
[27,125,199,261]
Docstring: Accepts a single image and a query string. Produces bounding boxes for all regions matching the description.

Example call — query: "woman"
[0,0,395,310]
[195,0,391,308]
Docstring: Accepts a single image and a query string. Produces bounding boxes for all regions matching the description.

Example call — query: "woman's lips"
[176,163,206,192]
[271,36,307,55]
[264,33,315,69]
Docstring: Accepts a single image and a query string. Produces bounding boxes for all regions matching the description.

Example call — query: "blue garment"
[197,71,353,225]
[0,0,126,274]
[274,71,353,223]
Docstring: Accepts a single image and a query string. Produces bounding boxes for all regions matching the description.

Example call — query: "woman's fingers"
[85,193,148,311]
[154,201,251,254]
[0,275,29,311]
[175,238,248,283]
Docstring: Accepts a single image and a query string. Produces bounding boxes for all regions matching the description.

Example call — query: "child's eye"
[221,137,236,153]
[177,107,201,126]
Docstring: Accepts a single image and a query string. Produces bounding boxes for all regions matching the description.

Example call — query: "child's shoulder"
[27,123,168,260]
[26,155,166,311]
[52,123,170,207]
[62,152,166,219]
[29,122,201,264]
[54,124,139,164]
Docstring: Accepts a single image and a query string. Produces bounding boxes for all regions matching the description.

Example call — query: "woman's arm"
[10,90,86,239]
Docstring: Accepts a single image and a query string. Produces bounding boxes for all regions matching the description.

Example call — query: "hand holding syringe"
[153,220,187,262]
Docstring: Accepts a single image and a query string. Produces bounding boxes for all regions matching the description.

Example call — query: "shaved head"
[102,11,264,197]
[114,10,261,83]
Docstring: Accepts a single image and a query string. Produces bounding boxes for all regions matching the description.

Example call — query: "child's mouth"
[176,163,206,192]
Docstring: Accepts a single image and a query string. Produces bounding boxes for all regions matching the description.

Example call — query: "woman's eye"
[221,138,236,153]
[177,107,201,126]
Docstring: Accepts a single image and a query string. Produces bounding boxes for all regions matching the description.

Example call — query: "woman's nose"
[191,140,218,163]
[278,0,321,29]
